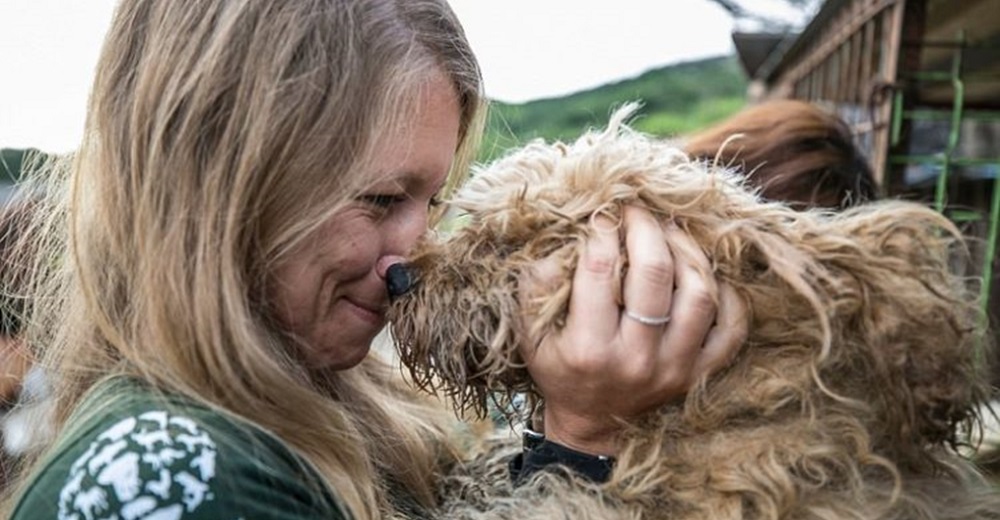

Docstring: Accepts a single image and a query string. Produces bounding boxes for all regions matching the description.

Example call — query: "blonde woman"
[2,1,746,518]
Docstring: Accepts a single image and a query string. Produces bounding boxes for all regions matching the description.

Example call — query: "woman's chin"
[304,332,378,371]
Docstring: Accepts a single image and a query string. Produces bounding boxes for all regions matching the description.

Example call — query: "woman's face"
[270,72,461,370]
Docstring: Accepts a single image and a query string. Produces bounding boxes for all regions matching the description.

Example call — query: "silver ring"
[623,309,671,326]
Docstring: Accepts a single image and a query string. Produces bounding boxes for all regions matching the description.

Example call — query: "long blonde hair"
[5,1,485,518]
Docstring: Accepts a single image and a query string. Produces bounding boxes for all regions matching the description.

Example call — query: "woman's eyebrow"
[389,170,448,195]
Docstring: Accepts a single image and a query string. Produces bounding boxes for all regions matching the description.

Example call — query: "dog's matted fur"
[389,105,1000,519]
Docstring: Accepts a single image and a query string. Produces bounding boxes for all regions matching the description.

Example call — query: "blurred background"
[0,0,812,155]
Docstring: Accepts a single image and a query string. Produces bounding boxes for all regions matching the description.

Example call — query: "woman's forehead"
[364,72,461,189]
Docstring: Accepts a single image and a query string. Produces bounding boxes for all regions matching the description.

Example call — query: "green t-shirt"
[9,377,346,519]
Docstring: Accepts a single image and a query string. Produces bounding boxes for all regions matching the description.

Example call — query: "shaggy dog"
[389,106,1000,519]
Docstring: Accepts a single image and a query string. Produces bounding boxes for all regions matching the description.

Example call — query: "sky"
[0,1,806,154]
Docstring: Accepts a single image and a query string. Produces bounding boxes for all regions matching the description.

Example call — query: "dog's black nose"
[386,263,416,299]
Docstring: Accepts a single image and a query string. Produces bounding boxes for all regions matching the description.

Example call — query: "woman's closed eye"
[359,193,442,211]
[359,194,406,209]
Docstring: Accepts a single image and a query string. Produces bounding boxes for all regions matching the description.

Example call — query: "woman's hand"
[519,206,747,456]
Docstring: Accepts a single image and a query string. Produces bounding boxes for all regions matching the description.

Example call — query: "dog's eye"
[429,196,442,208]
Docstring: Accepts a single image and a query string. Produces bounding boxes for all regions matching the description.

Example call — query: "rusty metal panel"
[768,0,903,185]
[870,1,906,186]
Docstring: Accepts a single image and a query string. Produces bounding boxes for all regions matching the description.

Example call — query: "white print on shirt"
[58,410,219,520]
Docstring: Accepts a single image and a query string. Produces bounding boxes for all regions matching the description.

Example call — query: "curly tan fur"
[390,105,1000,519]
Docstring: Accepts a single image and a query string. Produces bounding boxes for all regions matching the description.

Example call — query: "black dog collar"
[508,429,616,485]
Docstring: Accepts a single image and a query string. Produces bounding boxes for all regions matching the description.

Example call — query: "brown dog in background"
[389,105,1000,520]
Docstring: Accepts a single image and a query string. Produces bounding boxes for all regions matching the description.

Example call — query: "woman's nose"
[377,255,408,278]
[386,207,430,257]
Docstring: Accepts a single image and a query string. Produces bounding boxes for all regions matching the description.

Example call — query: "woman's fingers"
[658,224,718,375]
[564,215,622,343]
[620,206,674,343]
[692,282,747,377]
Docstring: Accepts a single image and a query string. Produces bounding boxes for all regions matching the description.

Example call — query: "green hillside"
[479,55,748,163]
[1,148,52,185]
[1,148,29,184]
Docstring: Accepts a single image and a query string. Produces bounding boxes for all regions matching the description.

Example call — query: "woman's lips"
[343,297,385,325]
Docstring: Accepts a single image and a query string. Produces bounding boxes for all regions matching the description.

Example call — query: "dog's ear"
[388,243,535,418]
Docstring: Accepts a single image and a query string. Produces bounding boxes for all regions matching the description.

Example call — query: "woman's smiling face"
[269,72,461,370]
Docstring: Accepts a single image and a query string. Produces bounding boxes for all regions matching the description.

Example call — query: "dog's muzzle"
[386,263,417,299]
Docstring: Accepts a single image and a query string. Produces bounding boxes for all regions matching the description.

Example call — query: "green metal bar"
[946,75,964,154]
[907,71,958,81]
[889,155,1000,166]
[983,175,1000,342]
[934,32,965,214]
[902,109,1000,122]
[949,210,982,222]
[934,159,950,211]
[891,90,904,147]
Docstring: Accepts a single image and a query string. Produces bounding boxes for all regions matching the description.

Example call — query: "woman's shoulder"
[9,377,344,519]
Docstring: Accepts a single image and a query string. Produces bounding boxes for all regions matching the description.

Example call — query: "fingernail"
[386,263,416,299]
